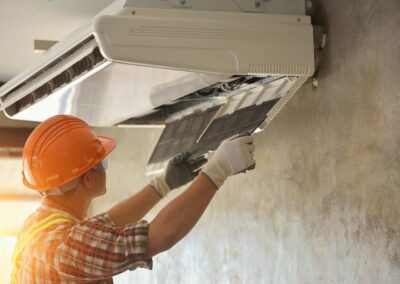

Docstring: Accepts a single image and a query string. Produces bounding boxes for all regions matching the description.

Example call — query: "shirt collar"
[40,197,82,222]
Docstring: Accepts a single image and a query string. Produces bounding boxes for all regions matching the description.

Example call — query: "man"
[11,114,256,283]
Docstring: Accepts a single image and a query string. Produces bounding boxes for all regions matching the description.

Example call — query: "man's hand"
[145,135,256,258]
[201,135,256,189]
[165,152,207,189]
[150,153,207,198]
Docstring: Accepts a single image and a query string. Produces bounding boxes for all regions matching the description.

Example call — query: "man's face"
[89,159,108,197]
[91,171,107,197]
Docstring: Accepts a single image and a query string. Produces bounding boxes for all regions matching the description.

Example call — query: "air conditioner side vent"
[3,36,96,102]
[5,46,105,117]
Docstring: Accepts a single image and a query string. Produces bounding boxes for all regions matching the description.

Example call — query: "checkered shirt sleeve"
[22,212,152,282]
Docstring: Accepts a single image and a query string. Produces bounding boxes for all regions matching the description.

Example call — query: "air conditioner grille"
[6,47,105,117]
[3,36,96,101]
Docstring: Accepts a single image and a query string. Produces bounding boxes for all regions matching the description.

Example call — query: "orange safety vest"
[11,212,72,284]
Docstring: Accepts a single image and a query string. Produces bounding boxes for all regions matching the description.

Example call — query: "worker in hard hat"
[11,115,256,283]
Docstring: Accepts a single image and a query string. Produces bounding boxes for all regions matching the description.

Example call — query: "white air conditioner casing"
[0,0,314,127]
[0,0,315,170]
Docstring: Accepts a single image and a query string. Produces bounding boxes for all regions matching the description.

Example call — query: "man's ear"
[81,171,93,189]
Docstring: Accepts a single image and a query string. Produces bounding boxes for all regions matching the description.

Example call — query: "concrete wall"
[92,0,400,283]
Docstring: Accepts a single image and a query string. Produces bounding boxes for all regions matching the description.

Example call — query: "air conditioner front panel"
[7,62,228,126]
[94,10,314,76]
[0,4,314,128]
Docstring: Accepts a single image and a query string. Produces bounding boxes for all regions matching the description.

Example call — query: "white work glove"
[201,135,256,189]
[150,152,207,198]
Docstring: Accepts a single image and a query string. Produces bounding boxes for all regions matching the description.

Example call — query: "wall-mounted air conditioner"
[0,0,315,170]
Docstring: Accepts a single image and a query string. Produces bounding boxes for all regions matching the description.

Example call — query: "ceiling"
[0,0,115,83]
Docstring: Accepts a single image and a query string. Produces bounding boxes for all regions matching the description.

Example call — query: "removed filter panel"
[148,98,279,165]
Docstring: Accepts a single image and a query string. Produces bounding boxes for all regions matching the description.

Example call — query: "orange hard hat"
[22,115,116,192]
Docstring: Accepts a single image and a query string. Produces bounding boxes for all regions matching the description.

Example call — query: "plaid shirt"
[12,198,152,283]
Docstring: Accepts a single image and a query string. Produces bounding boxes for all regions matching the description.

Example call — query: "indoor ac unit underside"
[0,0,315,172]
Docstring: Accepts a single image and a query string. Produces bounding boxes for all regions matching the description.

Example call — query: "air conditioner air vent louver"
[5,46,105,116]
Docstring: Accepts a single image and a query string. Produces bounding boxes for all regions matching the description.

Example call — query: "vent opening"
[5,46,105,117]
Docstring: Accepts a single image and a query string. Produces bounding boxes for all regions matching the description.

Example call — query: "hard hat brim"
[98,135,116,158]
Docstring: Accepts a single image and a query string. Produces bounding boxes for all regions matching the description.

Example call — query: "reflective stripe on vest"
[11,212,72,284]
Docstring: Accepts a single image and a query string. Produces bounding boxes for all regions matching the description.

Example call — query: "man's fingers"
[247,144,255,153]
[189,157,208,172]
[192,169,201,176]
[171,152,191,166]
[173,153,183,164]
[182,152,191,160]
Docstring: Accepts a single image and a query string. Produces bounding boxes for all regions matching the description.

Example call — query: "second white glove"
[201,135,256,189]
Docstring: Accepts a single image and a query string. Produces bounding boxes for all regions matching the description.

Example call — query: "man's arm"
[107,185,161,226]
[145,173,217,258]
[144,135,255,259]
[107,153,202,227]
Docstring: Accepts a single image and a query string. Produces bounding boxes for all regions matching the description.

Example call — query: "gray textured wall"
[92,0,400,283]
